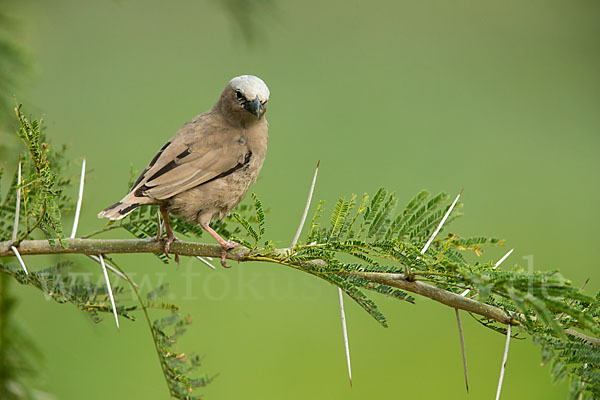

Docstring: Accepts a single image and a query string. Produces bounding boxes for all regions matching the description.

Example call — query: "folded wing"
[131,133,251,201]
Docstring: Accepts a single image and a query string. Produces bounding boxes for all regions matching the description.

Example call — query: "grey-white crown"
[229,75,270,103]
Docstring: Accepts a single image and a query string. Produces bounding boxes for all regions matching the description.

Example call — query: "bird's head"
[219,75,270,123]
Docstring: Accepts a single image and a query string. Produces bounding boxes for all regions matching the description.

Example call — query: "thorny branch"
[1,238,597,348]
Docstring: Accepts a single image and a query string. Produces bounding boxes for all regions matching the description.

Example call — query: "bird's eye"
[235,90,244,101]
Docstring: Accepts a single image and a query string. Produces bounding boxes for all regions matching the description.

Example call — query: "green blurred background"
[1,0,599,398]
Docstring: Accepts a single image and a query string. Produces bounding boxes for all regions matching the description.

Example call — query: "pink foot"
[220,240,239,268]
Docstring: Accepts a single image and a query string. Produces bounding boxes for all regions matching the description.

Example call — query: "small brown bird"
[98,75,270,267]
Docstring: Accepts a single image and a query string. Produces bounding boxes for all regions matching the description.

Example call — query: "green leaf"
[357,187,386,237]
[345,193,369,240]
[328,196,353,242]
[251,192,265,236]
[232,212,259,243]
[396,192,448,240]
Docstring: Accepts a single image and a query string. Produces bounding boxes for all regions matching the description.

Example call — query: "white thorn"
[12,161,22,243]
[290,161,320,249]
[98,254,120,330]
[578,363,587,400]
[338,287,352,387]
[70,159,86,239]
[156,209,164,239]
[461,248,514,297]
[10,246,29,275]
[88,255,136,287]
[494,248,514,269]
[495,324,511,400]
[196,256,216,270]
[455,309,469,393]
[421,189,462,255]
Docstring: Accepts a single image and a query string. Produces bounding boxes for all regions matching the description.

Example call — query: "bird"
[98,75,270,268]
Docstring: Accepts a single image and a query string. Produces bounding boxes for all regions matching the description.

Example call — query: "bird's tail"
[98,194,145,220]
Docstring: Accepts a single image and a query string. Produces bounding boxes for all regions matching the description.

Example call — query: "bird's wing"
[130,125,250,201]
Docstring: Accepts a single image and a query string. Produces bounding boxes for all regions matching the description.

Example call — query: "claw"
[162,234,180,263]
[159,204,179,265]
[220,240,238,268]
[164,235,175,256]
[220,250,230,268]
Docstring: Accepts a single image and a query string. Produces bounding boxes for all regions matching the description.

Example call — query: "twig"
[10,246,28,275]
[338,288,352,387]
[455,309,469,392]
[70,158,86,239]
[495,324,511,400]
[12,161,21,243]
[196,256,216,270]
[421,189,462,255]
[290,161,319,249]
[356,269,515,325]
[98,254,119,330]
[103,257,173,392]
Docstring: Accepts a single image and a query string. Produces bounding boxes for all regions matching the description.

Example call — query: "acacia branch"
[0,238,240,258]
[1,238,598,347]
[351,270,516,325]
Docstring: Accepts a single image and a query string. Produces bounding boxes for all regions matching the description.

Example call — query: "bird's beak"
[244,97,261,119]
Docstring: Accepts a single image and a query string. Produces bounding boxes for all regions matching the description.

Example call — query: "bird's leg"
[159,205,179,264]
[200,222,238,268]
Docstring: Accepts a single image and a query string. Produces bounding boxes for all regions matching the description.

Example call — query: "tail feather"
[98,200,141,220]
